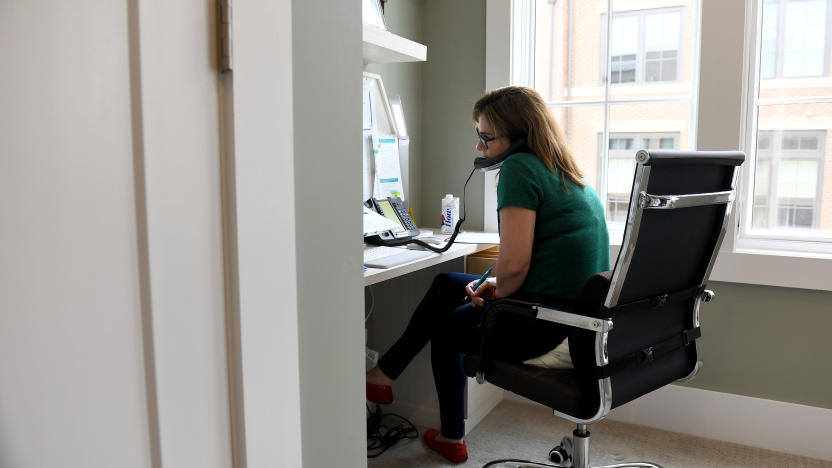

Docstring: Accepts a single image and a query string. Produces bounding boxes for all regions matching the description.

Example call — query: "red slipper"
[366,383,393,404]
[424,428,468,463]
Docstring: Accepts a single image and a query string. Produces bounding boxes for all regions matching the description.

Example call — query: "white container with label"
[441,194,460,234]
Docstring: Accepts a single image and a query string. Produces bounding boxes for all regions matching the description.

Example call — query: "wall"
[365,0,426,224]
[1,0,238,466]
[0,3,153,466]
[231,0,303,465]
[692,282,831,408]
[419,0,832,410]
[422,0,488,230]
[292,1,367,467]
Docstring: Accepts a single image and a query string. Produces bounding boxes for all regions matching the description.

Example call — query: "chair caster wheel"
[549,436,573,467]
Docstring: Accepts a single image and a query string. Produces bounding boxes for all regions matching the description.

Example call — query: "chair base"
[482,424,662,468]
[483,462,661,468]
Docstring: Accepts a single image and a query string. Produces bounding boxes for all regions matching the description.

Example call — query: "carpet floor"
[367,398,831,468]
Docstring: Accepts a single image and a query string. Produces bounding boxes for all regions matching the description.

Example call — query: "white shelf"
[362,24,427,64]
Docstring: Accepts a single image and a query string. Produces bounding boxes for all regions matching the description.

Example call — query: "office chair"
[464,150,745,468]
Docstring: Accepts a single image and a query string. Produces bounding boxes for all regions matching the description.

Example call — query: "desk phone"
[364,197,420,243]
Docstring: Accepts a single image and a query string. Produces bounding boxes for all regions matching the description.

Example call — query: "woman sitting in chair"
[365,86,610,463]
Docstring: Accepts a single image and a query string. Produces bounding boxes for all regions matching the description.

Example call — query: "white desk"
[363,237,503,435]
[364,242,494,286]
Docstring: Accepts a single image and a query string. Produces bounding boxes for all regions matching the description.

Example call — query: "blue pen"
[465,267,493,301]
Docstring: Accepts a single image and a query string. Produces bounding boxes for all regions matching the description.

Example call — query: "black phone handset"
[473,139,529,171]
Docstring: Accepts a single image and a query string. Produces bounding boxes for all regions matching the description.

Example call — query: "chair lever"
[641,346,655,364]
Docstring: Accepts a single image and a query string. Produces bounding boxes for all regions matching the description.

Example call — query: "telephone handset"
[364,196,420,243]
[473,139,530,171]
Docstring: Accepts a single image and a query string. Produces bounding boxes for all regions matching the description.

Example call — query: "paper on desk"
[445,231,500,244]
[372,134,405,200]
[363,79,373,131]
[363,206,401,236]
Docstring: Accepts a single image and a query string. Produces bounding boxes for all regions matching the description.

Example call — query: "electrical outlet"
[366,347,379,367]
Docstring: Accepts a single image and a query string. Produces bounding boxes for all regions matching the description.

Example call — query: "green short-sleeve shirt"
[497,152,610,299]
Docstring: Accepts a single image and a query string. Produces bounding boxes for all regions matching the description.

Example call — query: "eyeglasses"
[476,129,499,149]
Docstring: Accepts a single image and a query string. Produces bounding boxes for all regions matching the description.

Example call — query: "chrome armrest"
[536,306,614,333]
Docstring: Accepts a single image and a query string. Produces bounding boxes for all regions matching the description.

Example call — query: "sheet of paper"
[362,78,373,131]
[372,134,405,200]
[363,205,401,236]
[363,133,373,201]
[444,231,500,244]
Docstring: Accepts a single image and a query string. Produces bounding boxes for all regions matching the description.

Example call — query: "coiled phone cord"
[375,167,476,253]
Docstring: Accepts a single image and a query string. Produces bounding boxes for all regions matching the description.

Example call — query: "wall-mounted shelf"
[363,24,427,64]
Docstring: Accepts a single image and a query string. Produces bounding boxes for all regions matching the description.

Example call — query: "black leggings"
[377,272,570,439]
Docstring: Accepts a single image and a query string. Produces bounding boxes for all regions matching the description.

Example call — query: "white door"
[0,1,233,467]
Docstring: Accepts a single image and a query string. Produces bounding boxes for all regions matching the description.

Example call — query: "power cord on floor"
[366,403,418,458]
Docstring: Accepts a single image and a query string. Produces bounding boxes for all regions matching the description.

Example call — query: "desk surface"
[364,242,495,286]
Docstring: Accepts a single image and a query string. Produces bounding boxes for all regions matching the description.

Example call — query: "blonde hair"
[473,86,585,191]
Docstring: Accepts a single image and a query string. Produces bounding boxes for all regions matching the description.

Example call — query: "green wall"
[421,0,487,230]
[375,0,832,411]
[689,282,832,409]
[365,0,426,224]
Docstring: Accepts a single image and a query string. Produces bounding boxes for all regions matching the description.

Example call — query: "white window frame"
[484,0,832,291]
[736,0,832,258]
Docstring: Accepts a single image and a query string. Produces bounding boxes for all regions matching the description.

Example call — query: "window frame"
[738,0,832,255]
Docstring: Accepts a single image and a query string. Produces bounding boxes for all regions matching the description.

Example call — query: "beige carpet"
[368,399,831,468]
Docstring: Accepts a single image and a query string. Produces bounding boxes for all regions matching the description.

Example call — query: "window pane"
[760,0,779,79]
[754,159,771,196]
[608,157,636,193]
[751,104,830,235]
[609,102,691,152]
[611,16,639,57]
[529,1,700,244]
[609,16,639,84]
[645,12,681,52]
[782,0,827,77]
[550,104,605,185]
[536,2,695,102]
[778,159,818,197]
[533,1,610,103]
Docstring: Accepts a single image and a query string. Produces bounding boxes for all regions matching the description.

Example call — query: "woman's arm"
[466,205,536,307]
[494,206,536,298]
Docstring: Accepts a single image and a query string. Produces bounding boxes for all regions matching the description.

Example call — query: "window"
[741,0,832,249]
[761,0,831,78]
[522,0,698,242]
[487,0,832,289]
[601,8,684,85]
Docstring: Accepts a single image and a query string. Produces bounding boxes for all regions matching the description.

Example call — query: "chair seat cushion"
[464,355,601,420]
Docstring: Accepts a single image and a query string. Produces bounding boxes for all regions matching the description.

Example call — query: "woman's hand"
[466,277,497,308]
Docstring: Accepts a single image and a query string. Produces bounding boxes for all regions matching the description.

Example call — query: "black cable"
[373,167,477,253]
[366,403,419,458]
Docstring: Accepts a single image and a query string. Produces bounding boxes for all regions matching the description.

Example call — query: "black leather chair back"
[598,150,744,409]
